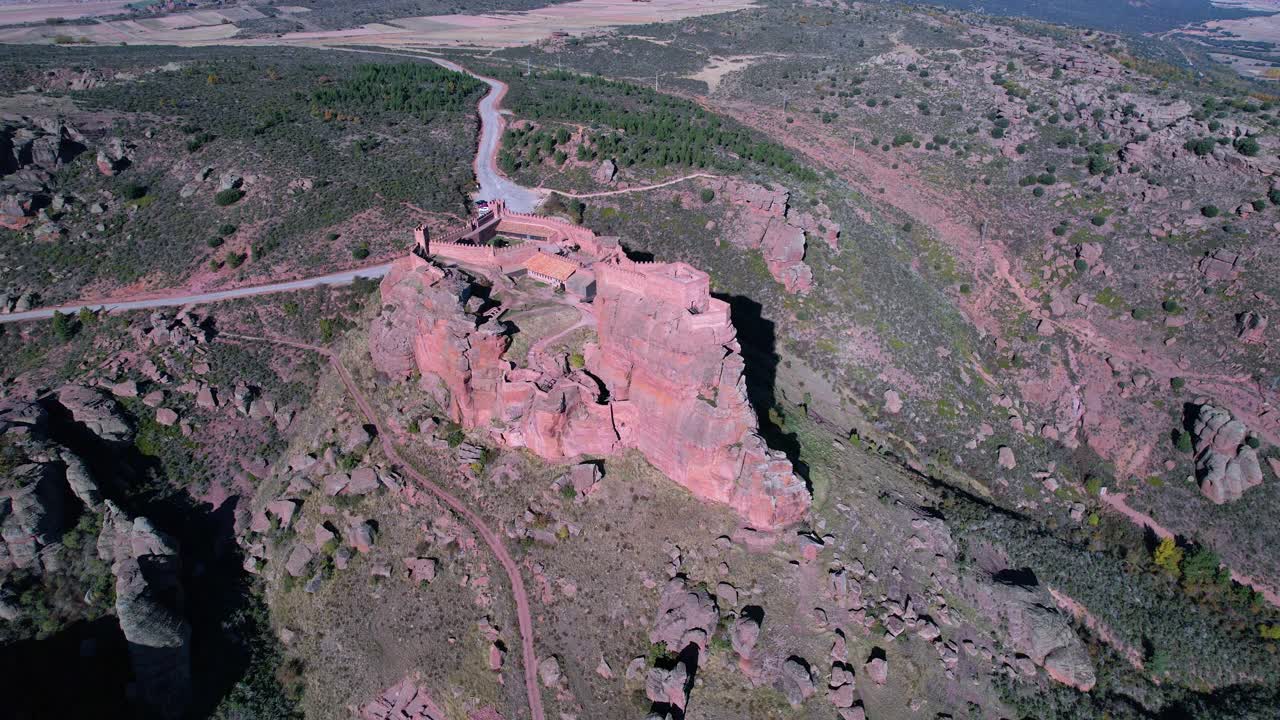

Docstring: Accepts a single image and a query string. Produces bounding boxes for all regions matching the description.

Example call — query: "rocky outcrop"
[99,501,191,719]
[650,577,719,652]
[1,401,68,573]
[1192,404,1264,503]
[591,262,809,527]
[594,158,617,184]
[95,137,130,176]
[715,179,841,295]
[372,255,810,529]
[985,574,1095,691]
[0,462,66,572]
[358,677,447,720]
[370,259,510,427]
[55,385,133,444]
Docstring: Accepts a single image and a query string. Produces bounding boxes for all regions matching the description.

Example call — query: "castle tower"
[413,224,428,256]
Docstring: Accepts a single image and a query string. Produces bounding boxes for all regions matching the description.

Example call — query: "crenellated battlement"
[596,259,712,314]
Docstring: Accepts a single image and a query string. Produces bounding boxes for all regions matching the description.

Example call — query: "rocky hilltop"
[370,253,809,530]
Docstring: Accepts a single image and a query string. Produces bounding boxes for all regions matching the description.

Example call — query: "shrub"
[1270,188,1280,205]
[206,237,224,248]
[1090,215,1107,227]
[218,223,237,236]
[1246,435,1261,449]
[1073,258,1088,273]
[122,183,147,200]
[1084,476,1103,496]
[1162,299,1183,313]
[1201,205,1219,218]
[1032,187,1045,197]
[225,252,246,269]
[892,132,914,147]
[1153,537,1184,578]
[700,188,715,203]
[1052,224,1068,236]
[51,311,75,341]
[1170,376,1185,390]
[1184,137,1216,156]
[1235,136,1260,157]
[215,188,244,206]
[352,245,370,260]
[1175,430,1193,453]
[1253,199,1267,211]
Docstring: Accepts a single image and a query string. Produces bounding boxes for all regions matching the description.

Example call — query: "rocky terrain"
[4,1,1280,719]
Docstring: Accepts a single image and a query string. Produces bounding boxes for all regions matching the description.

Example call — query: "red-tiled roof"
[525,252,578,282]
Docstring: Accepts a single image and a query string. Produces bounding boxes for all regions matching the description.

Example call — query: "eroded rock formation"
[371,254,809,530]
[1193,404,1264,503]
[983,574,1096,691]
[99,501,192,720]
[715,178,841,295]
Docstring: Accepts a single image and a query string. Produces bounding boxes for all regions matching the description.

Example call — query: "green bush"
[1201,205,1219,218]
[700,188,715,203]
[1170,376,1185,390]
[1184,137,1216,156]
[1090,215,1106,226]
[1175,430,1194,453]
[1073,258,1088,273]
[206,236,224,248]
[218,223,237,236]
[1235,136,1260,157]
[122,183,147,200]
[51,311,75,342]
[215,188,244,206]
[225,252,246,269]
[351,245,370,260]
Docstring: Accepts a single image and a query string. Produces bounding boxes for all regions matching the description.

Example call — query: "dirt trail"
[220,332,547,720]
[1100,491,1280,608]
[556,172,718,198]
[1047,586,1147,672]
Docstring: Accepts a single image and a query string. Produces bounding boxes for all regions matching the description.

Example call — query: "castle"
[371,203,810,530]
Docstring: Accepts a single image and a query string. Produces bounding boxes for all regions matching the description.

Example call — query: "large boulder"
[649,577,720,652]
[1193,404,1263,503]
[987,574,1095,691]
[55,385,133,444]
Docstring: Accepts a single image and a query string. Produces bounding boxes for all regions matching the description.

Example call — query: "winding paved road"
[222,333,546,720]
[430,57,546,213]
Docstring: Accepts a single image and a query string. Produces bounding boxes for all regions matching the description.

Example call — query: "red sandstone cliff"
[370,254,809,530]
[590,262,810,529]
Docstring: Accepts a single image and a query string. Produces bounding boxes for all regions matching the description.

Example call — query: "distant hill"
[909,0,1268,33]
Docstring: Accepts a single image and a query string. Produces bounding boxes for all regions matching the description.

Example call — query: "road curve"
[0,263,394,325]
[221,332,547,720]
[428,57,545,213]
